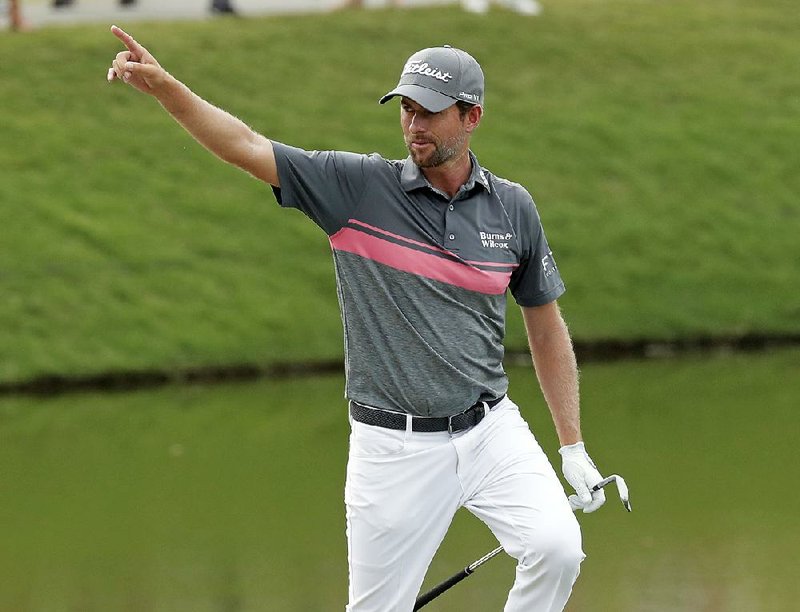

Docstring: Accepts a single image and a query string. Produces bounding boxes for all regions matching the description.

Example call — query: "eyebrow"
[401,101,438,115]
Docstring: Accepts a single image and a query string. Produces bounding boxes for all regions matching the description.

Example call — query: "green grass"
[1,0,798,383]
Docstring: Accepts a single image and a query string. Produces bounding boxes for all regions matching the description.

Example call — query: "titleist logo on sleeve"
[403,60,453,82]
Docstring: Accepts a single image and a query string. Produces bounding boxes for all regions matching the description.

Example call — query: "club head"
[592,474,632,512]
[613,475,632,512]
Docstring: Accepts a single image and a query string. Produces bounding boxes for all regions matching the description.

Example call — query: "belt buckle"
[449,401,490,434]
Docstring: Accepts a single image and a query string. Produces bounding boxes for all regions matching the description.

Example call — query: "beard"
[406,129,468,168]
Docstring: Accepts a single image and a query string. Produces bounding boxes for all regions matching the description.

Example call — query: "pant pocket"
[349,421,408,457]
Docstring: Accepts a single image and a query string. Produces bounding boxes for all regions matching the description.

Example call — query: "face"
[400,98,475,168]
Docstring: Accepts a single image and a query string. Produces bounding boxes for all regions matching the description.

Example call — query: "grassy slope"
[1,0,798,382]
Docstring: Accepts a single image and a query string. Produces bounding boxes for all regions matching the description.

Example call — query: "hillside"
[1,0,797,383]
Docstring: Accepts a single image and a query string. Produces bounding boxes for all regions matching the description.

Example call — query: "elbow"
[241,133,278,185]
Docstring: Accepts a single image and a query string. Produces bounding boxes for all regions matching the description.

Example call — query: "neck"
[422,151,472,198]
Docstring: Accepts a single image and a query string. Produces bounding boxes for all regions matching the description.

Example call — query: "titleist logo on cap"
[379,46,484,112]
[402,60,453,83]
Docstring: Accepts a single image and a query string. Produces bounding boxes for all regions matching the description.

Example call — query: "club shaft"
[413,568,472,611]
[592,475,616,491]
[468,546,503,571]
[414,546,502,610]
[413,474,629,608]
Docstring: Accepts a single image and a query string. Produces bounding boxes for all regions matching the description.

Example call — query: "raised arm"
[107,25,278,186]
[521,301,606,513]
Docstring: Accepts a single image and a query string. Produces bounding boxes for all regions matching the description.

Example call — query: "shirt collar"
[400,150,491,195]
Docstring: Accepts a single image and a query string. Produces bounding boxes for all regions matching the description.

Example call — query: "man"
[461,0,542,15]
[8,0,25,31]
[54,0,136,7]
[108,27,607,611]
[53,0,236,14]
[210,0,237,14]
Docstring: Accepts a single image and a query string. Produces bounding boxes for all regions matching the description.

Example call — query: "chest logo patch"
[479,231,512,249]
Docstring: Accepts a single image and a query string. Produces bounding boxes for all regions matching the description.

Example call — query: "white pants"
[345,397,584,612]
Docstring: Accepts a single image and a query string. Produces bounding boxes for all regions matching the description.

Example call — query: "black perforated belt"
[349,396,504,434]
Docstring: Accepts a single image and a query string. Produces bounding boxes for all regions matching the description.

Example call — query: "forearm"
[109,26,278,184]
[155,74,272,181]
[532,330,581,445]
[523,305,582,446]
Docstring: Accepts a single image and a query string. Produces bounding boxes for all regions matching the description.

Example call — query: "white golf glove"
[559,441,606,513]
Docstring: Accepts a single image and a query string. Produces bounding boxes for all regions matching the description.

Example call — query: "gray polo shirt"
[271,141,565,417]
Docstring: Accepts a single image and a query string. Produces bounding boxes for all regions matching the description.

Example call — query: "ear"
[465,104,483,133]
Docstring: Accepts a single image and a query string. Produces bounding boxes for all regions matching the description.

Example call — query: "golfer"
[108,26,608,611]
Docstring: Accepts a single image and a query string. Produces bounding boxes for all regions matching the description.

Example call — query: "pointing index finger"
[111,24,145,59]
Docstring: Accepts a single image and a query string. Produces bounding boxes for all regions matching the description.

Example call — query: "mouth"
[409,141,433,151]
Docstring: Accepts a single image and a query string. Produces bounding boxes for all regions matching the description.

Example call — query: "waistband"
[349,396,504,434]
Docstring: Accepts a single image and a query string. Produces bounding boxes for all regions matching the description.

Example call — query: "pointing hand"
[107,25,166,94]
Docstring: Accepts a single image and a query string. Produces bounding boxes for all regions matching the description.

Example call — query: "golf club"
[583,474,632,512]
[413,546,504,611]
[413,474,631,610]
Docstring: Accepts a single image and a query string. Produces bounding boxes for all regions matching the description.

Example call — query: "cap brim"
[379,84,456,113]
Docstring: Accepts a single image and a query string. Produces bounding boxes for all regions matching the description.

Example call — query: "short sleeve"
[508,195,566,307]
[270,141,375,236]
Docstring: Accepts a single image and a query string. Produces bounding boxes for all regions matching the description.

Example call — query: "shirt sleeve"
[508,194,566,307]
[270,141,374,236]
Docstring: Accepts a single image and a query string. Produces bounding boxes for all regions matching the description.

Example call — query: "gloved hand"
[559,441,606,513]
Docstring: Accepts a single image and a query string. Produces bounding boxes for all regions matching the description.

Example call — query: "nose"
[409,112,427,133]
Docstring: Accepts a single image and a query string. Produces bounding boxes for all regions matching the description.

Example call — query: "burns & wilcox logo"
[403,60,453,82]
[480,231,512,249]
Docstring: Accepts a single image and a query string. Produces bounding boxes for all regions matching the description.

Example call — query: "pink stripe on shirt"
[330,227,511,295]
[348,219,519,270]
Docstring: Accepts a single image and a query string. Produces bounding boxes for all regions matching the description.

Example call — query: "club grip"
[413,568,471,610]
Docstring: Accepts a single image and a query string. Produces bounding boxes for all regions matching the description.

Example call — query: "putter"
[413,474,631,610]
